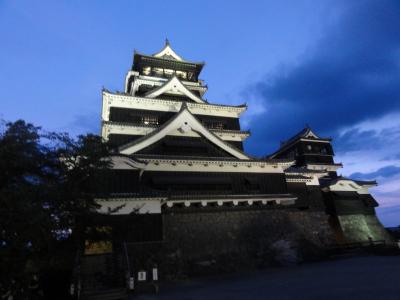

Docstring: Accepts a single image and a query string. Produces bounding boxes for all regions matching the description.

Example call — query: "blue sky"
[1,0,399,226]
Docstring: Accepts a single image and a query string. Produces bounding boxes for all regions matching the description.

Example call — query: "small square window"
[142,116,158,125]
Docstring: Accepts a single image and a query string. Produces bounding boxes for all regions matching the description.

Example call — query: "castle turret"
[270,127,393,244]
[269,126,342,174]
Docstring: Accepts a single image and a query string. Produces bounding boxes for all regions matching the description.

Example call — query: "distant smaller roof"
[268,126,332,159]
[280,127,331,148]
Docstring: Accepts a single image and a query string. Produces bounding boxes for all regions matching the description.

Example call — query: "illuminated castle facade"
[76,41,393,297]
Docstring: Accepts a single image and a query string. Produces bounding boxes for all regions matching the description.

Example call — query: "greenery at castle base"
[0,120,111,291]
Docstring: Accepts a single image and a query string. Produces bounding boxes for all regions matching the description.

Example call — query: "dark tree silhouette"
[0,120,111,293]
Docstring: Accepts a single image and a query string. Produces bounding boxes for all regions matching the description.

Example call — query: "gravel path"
[133,256,400,300]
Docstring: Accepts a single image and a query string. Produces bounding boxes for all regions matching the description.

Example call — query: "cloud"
[335,112,400,153]
[245,0,400,156]
[333,112,400,177]
[240,1,400,226]
[384,153,400,161]
[332,113,400,219]
[350,166,400,180]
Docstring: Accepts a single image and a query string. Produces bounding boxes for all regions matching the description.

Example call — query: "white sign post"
[152,268,158,281]
[138,271,147,281]
[129,277,134,290]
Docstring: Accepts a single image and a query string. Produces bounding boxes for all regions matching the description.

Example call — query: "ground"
[133,256,400,300]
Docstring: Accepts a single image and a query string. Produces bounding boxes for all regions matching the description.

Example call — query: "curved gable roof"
[119,104,250,160]
[153,40,184,61]
[144,76,206,104]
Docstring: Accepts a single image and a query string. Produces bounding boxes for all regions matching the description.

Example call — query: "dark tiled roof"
[353,179,378,186]
[285,174,311,180]
[133,154,293,164]
[168,193,296,201]
[281,127,331,147]
[306,162,342,166]
[285,166,327,174]
[101,192,296,201]
[319,176,377,187]
[133,154,237,161]
[134,51,205,66]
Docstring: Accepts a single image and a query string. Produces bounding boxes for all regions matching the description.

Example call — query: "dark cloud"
[350,165,400,180]
[331,121,400,153]
[334,129,378,153]
[245,0,400,156]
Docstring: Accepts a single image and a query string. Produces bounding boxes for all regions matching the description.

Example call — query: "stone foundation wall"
[338,214,393,243]
[162,207,336,274]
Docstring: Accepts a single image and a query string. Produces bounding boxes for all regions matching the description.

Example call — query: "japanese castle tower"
[84,41,393,286]
[100,40,298,213]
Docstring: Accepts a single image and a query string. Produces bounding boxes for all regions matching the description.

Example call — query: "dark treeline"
[0,120,111,299]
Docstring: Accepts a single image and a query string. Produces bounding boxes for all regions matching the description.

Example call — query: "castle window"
[307,145,312,151]
[164,69,174,77]
[142,66,151,75]
[176,70,187,80]
[212,122,224,130]
[141,115,158,125]
[321,147,327,154]
[152,68,163,75]
[187,72,195,81]
[203,121,224,130]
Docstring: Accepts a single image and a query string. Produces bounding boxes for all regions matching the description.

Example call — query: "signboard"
[152,268,158,281]
[84,240,113,255]
[138,271,147,281]
[84,226,113,255]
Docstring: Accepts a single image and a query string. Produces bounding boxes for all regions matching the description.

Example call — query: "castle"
[76,41,393,297]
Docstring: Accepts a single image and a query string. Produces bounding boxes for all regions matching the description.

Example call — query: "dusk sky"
[1,0,400,226]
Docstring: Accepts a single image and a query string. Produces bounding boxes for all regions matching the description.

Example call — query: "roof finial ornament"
[165,38,170,46]
[305,123,310,129]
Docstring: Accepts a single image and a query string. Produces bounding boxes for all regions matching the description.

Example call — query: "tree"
[0,120,111,291]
